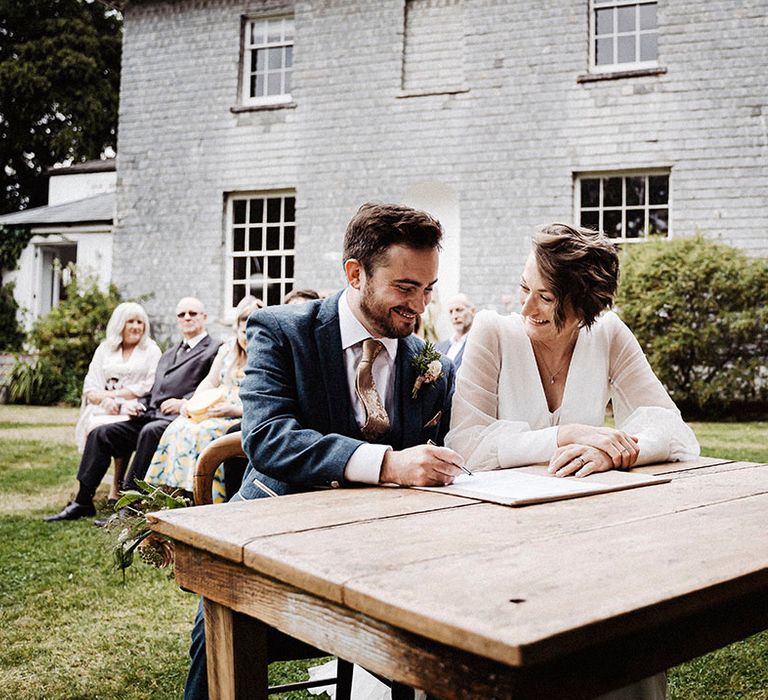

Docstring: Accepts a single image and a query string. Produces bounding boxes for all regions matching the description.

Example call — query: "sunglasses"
[176,311,200,318]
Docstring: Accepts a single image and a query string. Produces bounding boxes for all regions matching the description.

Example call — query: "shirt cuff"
[344,443,391,484]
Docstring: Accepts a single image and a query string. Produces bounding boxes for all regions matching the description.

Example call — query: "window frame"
[240,15,294,108]
[589,0,659,74]
[573,169,672,243]
[224,190,296,318]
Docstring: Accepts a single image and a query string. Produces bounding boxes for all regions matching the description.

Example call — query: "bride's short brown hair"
[533,223,619,330]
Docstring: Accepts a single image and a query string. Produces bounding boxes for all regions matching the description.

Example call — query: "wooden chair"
[194,431,355,698]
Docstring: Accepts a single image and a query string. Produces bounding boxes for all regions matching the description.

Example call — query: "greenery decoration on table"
[109,479,190,582]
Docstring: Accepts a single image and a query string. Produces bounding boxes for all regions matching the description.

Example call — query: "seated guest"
[145,297,262,501]
[436,293,476,369]
[74,302,162,502]
[446,224,700,699]
[283,287,320,304]
[44,297,221,522]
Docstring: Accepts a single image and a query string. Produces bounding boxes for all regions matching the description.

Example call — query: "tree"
[0,0,121,215]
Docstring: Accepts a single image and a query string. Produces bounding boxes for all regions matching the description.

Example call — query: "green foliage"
[7,357,61,405]
[0,282,25,351]
[0,0,122,214]
[616,235,768,417]
[110,480,191,579]
[9,268,122,405]
[0,225,33,271]
[0,226,33,350]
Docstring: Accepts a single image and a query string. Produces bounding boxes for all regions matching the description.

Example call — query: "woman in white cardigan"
[75,302,161,501]
[445,223,699,700]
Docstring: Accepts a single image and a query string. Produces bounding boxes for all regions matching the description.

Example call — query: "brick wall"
[114,0,768,338]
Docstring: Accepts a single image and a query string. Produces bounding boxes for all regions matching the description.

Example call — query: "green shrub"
[616,235,768,418]
[9,267,122,405]
[0,282,25,351]
[7,358,63,405]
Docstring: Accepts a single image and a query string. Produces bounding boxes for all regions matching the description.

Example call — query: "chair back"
[193,431,245,505]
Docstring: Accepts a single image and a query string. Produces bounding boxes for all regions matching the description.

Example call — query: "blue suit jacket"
[237,292,455,498]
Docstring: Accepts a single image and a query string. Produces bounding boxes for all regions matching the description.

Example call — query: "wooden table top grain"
[149,457,768,699]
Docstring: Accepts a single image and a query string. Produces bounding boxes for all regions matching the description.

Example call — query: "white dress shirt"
[182,331,208,350]
[338,289,398,484]
[445,334,468,361]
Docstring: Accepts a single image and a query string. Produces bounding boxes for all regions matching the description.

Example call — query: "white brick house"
[112,0,768,336]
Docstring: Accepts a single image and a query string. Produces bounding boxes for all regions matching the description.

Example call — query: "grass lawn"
[0,406,765,699]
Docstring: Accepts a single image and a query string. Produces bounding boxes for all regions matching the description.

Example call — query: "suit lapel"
[169,335,211,372]
[393,334,423,447]
[314,293,355,436]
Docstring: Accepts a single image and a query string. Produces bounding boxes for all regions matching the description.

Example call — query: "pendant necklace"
[533,343,574,385]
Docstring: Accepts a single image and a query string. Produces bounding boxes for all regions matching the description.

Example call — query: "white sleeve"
[607,314,700,464]
[82,344,108,396]
[445,311,559,470]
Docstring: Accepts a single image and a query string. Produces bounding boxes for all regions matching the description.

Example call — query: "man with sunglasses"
[45,297,221,522]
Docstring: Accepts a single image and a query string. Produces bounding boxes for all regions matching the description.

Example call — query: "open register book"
[416,465,671,506]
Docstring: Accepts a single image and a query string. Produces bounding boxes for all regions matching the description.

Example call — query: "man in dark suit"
[45,297,221,522]
[436,293,476,370]
[184,203,465,699]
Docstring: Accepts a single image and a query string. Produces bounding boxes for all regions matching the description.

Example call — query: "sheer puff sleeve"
[445,311,559,471]
[606,313,700,464]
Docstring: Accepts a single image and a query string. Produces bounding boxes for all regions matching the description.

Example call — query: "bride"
[446,222,700,699]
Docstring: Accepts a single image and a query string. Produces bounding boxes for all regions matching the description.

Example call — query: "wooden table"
[149,457,768,699]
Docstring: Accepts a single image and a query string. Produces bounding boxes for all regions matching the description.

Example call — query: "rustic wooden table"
[149,457,768,700]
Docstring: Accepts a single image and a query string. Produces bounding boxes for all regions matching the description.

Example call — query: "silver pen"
[427,439,473,476]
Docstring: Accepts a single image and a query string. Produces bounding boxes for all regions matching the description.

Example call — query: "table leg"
[203,597,268,700]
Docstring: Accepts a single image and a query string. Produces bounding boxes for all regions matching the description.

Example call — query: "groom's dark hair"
[343,202,443,275]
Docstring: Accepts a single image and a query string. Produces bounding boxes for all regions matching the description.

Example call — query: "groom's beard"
[359,284,416,339]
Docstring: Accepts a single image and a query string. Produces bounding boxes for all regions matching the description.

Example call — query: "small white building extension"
[0,160,116,329]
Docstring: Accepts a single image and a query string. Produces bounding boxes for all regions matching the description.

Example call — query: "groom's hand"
[380,445,464,486]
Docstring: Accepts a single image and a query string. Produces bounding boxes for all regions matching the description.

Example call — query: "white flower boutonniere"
[411,342,444,399]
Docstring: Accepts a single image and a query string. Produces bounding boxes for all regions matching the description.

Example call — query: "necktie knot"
[361,338,384,364]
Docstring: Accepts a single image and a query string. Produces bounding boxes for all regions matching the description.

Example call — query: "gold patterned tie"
[355,339,390,441]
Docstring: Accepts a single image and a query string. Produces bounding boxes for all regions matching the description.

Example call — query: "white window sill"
[231,100,296,113]
[577,66,666,83]
[397,86,470,99]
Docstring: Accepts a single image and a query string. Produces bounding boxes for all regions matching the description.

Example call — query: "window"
[242,16,293,106]
[228,193,295,308]
[576,172,669,241]
[591,0,657,71]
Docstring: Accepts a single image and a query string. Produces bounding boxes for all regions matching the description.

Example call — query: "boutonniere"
[411,341,443,398]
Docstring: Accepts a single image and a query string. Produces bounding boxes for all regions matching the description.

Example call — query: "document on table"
[416,465,671,506]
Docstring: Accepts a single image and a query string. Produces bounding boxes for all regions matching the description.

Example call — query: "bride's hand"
[557,424,639,469]
[548,444,614,478]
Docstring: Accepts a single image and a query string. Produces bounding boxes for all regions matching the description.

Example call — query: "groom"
[185,202,464,698]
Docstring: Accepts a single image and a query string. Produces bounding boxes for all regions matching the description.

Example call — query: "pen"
[427,439,473,476]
